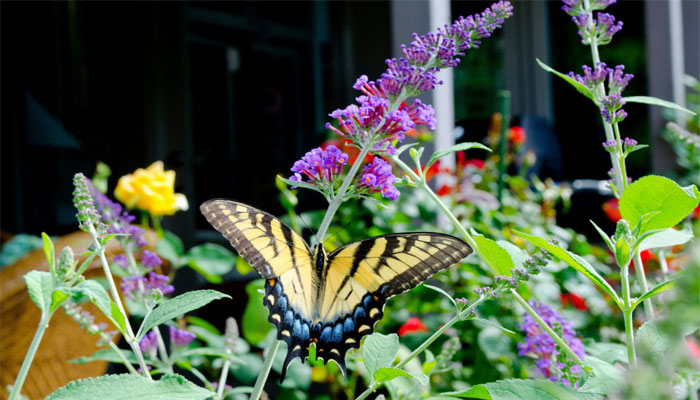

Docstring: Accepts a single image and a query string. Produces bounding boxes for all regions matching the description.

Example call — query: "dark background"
[1,1,652,246]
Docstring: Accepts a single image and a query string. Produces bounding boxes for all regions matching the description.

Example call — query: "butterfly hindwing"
[310,233,473,374]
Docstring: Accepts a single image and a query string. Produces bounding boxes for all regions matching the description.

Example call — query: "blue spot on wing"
[354,307,366,320]
[320,326,332,342]
[277,296,287,311]
[331,324,343,343]
[284,310,294,326]
[343,317,355,333]
[292,319,303,341]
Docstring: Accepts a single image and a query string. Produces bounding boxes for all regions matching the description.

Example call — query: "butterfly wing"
[314,233,472,374]
[200,199,316,337]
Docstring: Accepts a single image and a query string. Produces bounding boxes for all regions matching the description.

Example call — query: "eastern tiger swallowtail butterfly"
[200,199,472,380]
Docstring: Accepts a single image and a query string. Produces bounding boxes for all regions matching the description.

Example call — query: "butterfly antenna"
[322,220,353,247]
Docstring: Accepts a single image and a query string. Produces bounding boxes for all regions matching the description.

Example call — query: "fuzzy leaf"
[24,270,53,313]
[590,220,614,253]
[442,379,598,399]
[638,228,693,251]
[46,374,214,400]
[623,96,697,115]
[110,301,127,334]
[70,348,139,365]
[363,333,400,375]
[620,176,700,234]
[537,59,596,102]
[374,367,429,386]
[157,231,186,267]
[637,320,667,360]
[633,280,674,310]
[242,280,273,346]
[515,231,621,307]
[426,142,491,170]
[139,290,230,339]
[186,243,236,284]
[579,356,624,395]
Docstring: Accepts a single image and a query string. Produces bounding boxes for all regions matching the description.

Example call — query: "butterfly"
[200,199,472,380]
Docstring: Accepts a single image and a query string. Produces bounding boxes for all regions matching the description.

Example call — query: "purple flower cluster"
[169,326,196,347]
[565,0,622,45]
[568,63,633,96]
[289,145,348,187]
[141,250,162,269]
[140,331,158,357]
[600,93,627,124]
[358,158,400,200]
[120,272,174,299]
[517,301,586,385]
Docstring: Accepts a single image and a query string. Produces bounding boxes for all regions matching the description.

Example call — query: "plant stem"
[88,225,151,378]
[390,155,479,251]
[216,358,232,399]
[510,289,584,366]
[620,264,638,366]
[249,339,281,400]
[633,250,654,319]
[9,312,52,400]
[314,143,373,245]
[108,341,139,375]
[355,296,489,400]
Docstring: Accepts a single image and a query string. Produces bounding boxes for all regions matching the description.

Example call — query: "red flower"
[463,159,485,169]
[686,338,700,359]
[693,205,700,219]
[398,317,428,337]
[630,250,654,271]
[508,126,526,145]
[560,293,587,311]
[436,184,453,196]
[602,198,621,222]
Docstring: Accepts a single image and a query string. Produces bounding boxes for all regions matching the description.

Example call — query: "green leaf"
[139,290,230,339]
[277,175,325,194]
[619,176,700,234]
[471,230,513,276]
[177,347,236,361]
[156,231,186,267]
[396,143,419,157]
[74,251,98,278]
[475,318,515,335]
[632,280,674,310]
[637,320,667,360]
[423,284,457,310]
[426,142,491,170]
[443,379,598,399]
[51,289,70,312]
[579,356,624,396]
[423,350,437,375]
[70,280,113,321]
[477,326,512,361]
[229,353,264,384]
[514,230,621,307]
[242,280,273,346]
[70,348,139,365]
[363,333,400,375]
[590,220,614,253]
[536,59,595,102]
[46,374,214,400]
[374,367,429,386]
[496,240,529,270]
[638,228,693,251]
[186,243,236,284]
[623,96,697,115]
[24,270,53,313]
[110,301,127,334]
[42,232,55,276]
[584,342,628,364]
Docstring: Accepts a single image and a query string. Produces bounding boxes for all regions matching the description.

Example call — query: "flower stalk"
[620,263,637,366]
[8,311,53,400]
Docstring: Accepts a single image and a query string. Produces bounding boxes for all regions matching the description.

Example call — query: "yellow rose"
[114,161,189,216]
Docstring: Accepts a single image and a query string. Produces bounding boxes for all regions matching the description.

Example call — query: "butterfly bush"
[518,301,587,386]
[289,1,513,201]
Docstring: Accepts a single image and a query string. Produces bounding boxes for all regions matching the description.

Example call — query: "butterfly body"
[200,199,472,380]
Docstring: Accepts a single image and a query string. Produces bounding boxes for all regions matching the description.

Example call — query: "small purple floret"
[169,326,196,347]
[358,158,400,200]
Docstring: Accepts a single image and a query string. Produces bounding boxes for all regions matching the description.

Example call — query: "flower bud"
[56,247,75,280]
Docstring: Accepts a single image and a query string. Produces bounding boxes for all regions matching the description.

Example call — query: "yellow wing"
[310,233,472,374]
[199,199,315,319]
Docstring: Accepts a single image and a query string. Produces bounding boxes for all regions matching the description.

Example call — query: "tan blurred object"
[0,230,162,399]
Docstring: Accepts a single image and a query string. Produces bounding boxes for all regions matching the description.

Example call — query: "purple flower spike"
[358,158,400,200]
[608,65,633,94]
[144,272,174,295]
[595,12,623,45]
[517,301,586,385]
[602,140,617,153]
[141,250,162,269]
[120,276,142,299]
[169,326,196,347]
